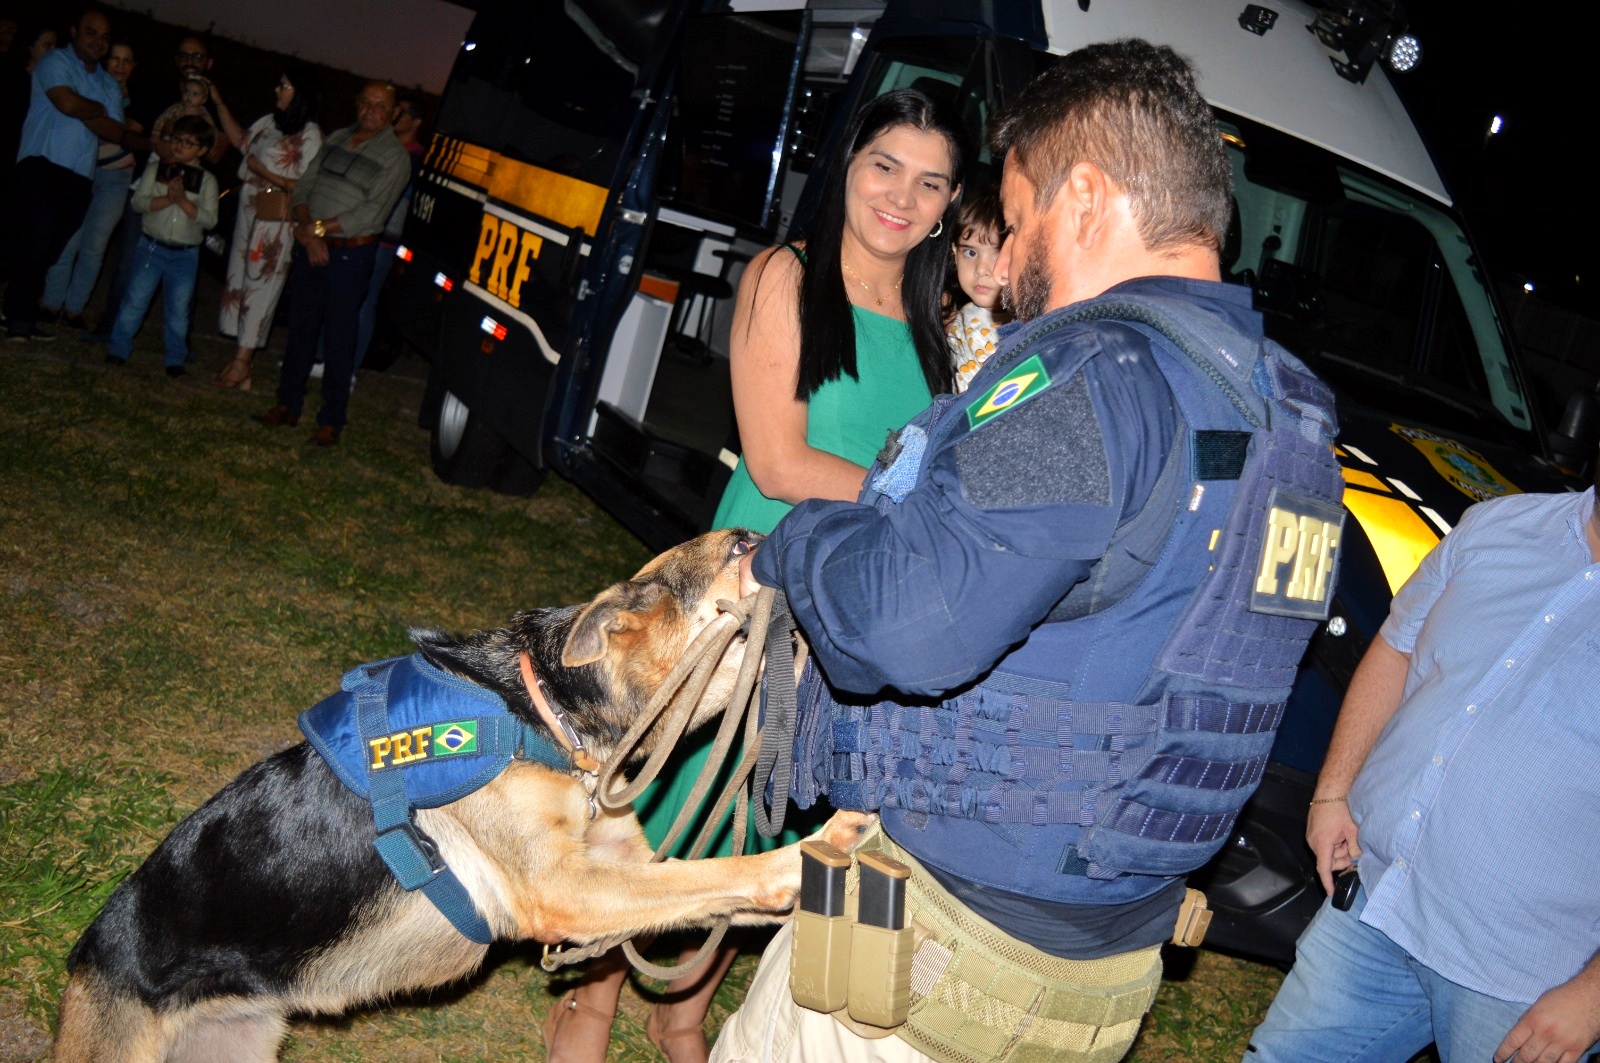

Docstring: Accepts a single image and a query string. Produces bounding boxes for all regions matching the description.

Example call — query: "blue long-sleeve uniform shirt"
[750,279,1277,700]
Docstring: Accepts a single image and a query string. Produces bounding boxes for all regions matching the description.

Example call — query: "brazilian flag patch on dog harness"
[300,653,573,944]
[967,354,1052,430]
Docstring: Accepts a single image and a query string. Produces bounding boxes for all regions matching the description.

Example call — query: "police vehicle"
[379,0,1587,965]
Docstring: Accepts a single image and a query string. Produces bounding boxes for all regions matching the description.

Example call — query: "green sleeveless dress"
[634,302,934,857]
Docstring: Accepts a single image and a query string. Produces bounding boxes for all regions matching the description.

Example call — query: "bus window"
[436,4,644,187]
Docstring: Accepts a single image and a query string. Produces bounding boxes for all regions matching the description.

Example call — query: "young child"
[946,184,1011,392]
[150,76,214,143]
[107,115,219,375]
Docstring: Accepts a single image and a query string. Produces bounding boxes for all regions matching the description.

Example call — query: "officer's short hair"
[989,39,1232,254]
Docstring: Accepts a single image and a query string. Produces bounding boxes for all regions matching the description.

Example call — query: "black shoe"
[36,307,60,325]
[105,354,127,366]
[6,325,53,343]
[165,366,188,379]
[60,312,88,331]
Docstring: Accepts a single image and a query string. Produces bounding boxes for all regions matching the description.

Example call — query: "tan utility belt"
[789,831,1196,1062]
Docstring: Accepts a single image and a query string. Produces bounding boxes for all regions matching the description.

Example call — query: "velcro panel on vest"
[300,653,545,809]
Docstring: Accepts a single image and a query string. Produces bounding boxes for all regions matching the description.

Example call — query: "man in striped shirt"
[1247,455,1600,1063]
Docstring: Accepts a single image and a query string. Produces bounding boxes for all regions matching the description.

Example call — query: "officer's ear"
[1062,160,1120,251]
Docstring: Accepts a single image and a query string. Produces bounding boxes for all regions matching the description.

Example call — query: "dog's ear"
[562,581,670,667]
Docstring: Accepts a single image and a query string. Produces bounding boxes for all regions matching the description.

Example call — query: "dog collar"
[518,651,602,776]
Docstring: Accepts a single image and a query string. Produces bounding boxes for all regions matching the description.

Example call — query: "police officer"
[712,40,1343,1063]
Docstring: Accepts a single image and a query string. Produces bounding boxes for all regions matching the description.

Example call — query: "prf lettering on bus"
[369,727,435,771]
[1250,490,1344,620]
[471,214,544,307]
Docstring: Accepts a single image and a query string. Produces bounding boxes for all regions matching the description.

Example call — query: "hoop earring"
[928,220,944,239]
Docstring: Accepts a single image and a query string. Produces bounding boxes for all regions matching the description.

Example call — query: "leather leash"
[533,587,803,982]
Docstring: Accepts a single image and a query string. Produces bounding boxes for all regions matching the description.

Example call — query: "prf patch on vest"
[368,720,480,772]
[1250,488,1344,619]
[967,354,1052,430]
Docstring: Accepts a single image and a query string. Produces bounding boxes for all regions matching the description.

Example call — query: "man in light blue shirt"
[1248,458,1600,1063]
[4,6,123,342]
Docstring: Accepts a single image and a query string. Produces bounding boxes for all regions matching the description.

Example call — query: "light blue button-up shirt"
[1351,486,1600,1005]
[17,46,124,177]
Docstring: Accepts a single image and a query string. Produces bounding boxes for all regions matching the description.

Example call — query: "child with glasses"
[106,115,218,374]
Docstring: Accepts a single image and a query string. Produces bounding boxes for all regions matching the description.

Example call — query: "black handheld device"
[1332,867,1360,911]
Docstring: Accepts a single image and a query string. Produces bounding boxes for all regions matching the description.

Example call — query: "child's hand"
[166,176,187,200]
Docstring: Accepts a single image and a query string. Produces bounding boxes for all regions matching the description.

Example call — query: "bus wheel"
[494,452,548,497]
[430,389,505,489]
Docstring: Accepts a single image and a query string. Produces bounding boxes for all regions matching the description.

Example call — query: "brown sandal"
[543,989,616,1061]
[214,353,254,391]
[647,1004,709,1063]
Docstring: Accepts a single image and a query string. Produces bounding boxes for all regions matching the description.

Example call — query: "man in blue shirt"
[4,6,123,342]
[712,40,1341,1063]
[1248,461,1600,1063]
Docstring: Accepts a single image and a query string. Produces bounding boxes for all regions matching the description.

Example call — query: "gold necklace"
[842,260,903,307]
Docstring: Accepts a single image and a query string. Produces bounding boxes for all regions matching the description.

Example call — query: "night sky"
[1394,6,1593,316]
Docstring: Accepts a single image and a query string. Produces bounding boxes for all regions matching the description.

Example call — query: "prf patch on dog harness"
[368,720,480,770]
[1251,488,1344,619]
[967,354,1052,430]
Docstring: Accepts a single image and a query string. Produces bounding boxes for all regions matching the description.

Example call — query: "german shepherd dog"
[53,529,867,1062]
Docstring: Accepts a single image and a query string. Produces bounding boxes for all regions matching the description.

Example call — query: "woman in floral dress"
[210,69,323,390]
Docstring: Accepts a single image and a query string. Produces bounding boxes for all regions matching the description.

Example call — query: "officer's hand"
[739,548,764,598]
[1306,801,1362,896]
[1494,966,1600,1063]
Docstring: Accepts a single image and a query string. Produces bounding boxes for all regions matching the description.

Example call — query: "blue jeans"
[43,165,133,315]
[277,241,378,428]
[1246,886,1600,1062]
[108,238,199,367]
[317,240,397,372]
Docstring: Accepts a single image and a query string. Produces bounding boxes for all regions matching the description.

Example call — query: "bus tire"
[494,451,548,497]
[430,389,505,489]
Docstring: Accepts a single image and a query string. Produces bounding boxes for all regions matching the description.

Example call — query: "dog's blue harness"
[299,653,574,944]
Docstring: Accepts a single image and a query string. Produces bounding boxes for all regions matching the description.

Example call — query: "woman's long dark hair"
[272,65,322,137]
[792,88,970,399]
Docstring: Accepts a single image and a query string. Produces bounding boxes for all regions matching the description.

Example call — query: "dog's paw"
[815,810,876,855]
[749,858,802,913]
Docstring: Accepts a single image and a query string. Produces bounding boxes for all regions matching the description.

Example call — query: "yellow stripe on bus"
[1342,489,1442,595]
[432,136,607,236]
[1340,467,1390,493]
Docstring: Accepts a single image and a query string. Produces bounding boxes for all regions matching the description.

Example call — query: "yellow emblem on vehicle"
[1391,424,1520,503]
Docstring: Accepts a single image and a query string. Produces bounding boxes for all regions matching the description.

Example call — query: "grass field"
[0,337,1285,1061]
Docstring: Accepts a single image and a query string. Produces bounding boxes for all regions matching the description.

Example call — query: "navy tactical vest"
[300,653,574,941]
[792,289,1343,904]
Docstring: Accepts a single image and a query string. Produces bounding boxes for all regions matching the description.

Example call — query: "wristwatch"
[311,219,327,238]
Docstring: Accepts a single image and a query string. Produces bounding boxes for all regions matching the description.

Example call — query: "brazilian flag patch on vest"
[368,719,480,771]
[967,354,1052,430]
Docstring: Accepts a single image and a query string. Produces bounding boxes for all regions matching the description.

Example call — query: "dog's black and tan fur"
[54,530,866,1062]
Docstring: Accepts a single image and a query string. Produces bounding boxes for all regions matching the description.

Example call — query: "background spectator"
[0,20,58,284]
[39,38,140,330]
[344,90,422,378]
[212,66,323,391]
[4,7,122,342]
[255,80,407,446]
[87,31,224,343]
[105,111,217,374]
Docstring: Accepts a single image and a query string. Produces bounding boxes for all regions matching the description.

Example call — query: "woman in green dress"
[543,88,970,1063]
